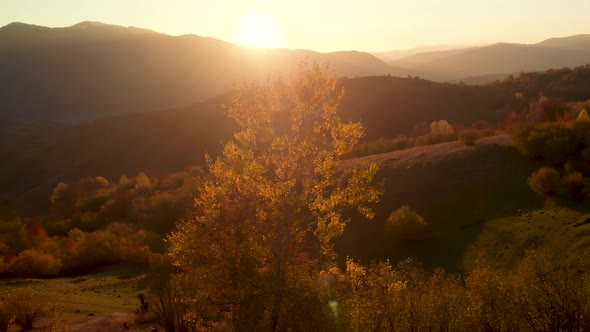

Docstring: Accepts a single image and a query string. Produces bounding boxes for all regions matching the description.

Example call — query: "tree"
[167,63,382,330]
[577,108,590,122]
[385,205,428,243]
[527,167,561,196]
[1,289,52,331]
[426,120,455,144]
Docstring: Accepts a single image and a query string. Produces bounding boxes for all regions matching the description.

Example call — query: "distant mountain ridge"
[0,21,160,47]
[0,21,407,122]
[376,34,590,82]
[538,34,590,49]
[371,44,477,62]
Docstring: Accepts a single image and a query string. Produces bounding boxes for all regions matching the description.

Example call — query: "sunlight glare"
[238,10,279,48]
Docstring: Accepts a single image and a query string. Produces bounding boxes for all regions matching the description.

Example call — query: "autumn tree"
[527,167,561,196]
[426,120,455,144]
[385,205,429,243]
[167,64,381,330]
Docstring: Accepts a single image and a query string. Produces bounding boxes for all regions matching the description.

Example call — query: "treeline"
[496,64,590,101]
[345,119,497,158]
[514,109,590,199]
[143,249,590,331]
[0,169,200,277]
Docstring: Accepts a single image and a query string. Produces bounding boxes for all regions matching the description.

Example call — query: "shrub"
[510,250,590,331]
[147,275,192,332]
[572,116,590,146]
[1,289,52,331]
[386,205,429,242]
[0,298,13,332]
[8,248,62,277]
[577,108,590,122]
[0,241,8,256]
[561,171,587,199]
[425,120,456,144]
[459,129,480,146]
[337,258,468,331]
[527,167,561,196]
[465,256,520,331]
[514,123,577,166]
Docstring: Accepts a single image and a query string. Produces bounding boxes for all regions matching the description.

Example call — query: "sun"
[237,10,279,48]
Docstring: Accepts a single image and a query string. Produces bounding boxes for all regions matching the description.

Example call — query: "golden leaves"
[167,63,383,329]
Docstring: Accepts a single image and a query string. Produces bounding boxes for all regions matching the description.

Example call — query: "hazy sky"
[2,0,590,52]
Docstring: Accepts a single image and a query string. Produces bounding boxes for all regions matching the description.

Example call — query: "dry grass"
[1,264,158,331]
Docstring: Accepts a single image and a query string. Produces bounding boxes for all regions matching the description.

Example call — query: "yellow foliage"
[167,63,382,330]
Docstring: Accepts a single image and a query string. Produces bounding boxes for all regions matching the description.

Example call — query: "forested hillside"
[4,66,590,213]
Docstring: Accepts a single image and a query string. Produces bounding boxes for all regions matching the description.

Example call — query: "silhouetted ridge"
[0,21,403,122]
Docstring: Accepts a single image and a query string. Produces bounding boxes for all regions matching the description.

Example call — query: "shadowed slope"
[338,135,542,271]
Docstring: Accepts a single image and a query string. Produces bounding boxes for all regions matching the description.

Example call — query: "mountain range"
[3,21,590,213]
[2,21,590,123]
[0,21,408,122]
[379,35,590,82]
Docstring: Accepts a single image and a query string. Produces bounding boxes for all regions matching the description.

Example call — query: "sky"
[2,0,590,52]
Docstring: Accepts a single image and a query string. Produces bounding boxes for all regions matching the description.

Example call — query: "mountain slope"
[371,44,476,62]
[389,47,476,68]
[537,34,590,49]
[6,66,590,214]
[0,21,404,122]
[338,135,542,270]
[0,75,512,213]
[419,43,590,80]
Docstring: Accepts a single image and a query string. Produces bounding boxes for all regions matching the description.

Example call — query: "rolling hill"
[338,135,542,270]
[7,64,590,214]
[339,135,590,272]
[0,75,511,213]
[0,21,408,122]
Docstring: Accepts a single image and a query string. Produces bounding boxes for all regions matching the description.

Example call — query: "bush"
[426,120,456,144]
[459,129,480,146]
[386,205,429,242]
[336,250,590,331]
[527,167,561,196]
[577,108,590,122]
[561,171,587,199]
[514,123,577,166]
[8,248,62,277]
[338,258,468,331]
[146,275,192,332]
[59,223,155,272]
[1,289,52,331]
[509,250,590,330]
[0,299,12,332]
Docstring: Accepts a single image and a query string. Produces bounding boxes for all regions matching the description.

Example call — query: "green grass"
[462,202,590,270]
[0,264,148,316]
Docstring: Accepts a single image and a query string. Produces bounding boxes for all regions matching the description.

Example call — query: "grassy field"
[0,264,155,331]
[463,202,590,270]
